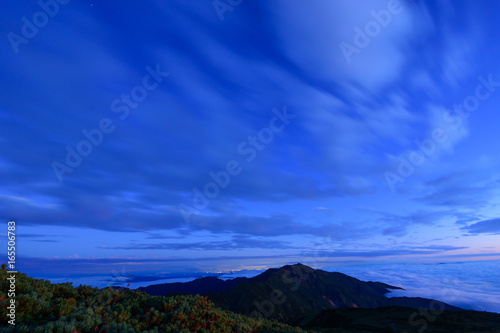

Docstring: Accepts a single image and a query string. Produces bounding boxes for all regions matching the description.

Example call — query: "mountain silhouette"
[138,263,461,323]
[136,275,246,295]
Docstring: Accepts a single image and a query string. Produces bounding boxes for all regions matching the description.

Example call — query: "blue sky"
[1,0,500,280]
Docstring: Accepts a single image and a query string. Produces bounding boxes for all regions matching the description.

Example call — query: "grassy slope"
[0,264,313,333]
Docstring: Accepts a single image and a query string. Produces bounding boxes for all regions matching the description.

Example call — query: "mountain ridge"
[138,263,462,323]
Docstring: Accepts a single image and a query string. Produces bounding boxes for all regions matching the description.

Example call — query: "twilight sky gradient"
[1,0,500,280]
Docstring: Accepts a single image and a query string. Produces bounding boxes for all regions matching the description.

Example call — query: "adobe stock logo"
[179,106,295,225]
[212,0,243,21]
[52,64,169,182]
[7,0,71,54]
[339,0,408,64]
[384,74,500,192]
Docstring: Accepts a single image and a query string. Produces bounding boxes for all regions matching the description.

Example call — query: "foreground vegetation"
[294,306,500,332]
[0,264,312,332]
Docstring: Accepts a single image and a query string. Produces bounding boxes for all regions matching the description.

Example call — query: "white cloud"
[268,0,433,91]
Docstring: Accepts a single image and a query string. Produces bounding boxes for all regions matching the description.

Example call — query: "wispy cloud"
[462,218,500,235]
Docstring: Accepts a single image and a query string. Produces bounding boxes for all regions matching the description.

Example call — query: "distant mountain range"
[138,263,462,324]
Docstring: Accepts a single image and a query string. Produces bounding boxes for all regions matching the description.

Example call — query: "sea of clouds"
[47,259,500,314]
[323,260,500,313]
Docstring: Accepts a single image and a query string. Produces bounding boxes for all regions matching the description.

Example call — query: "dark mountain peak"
[279,263,354,278]
[283,263,315,270]
[138,264,462,324]
[247,263,318,284]
[279,263,316,274]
